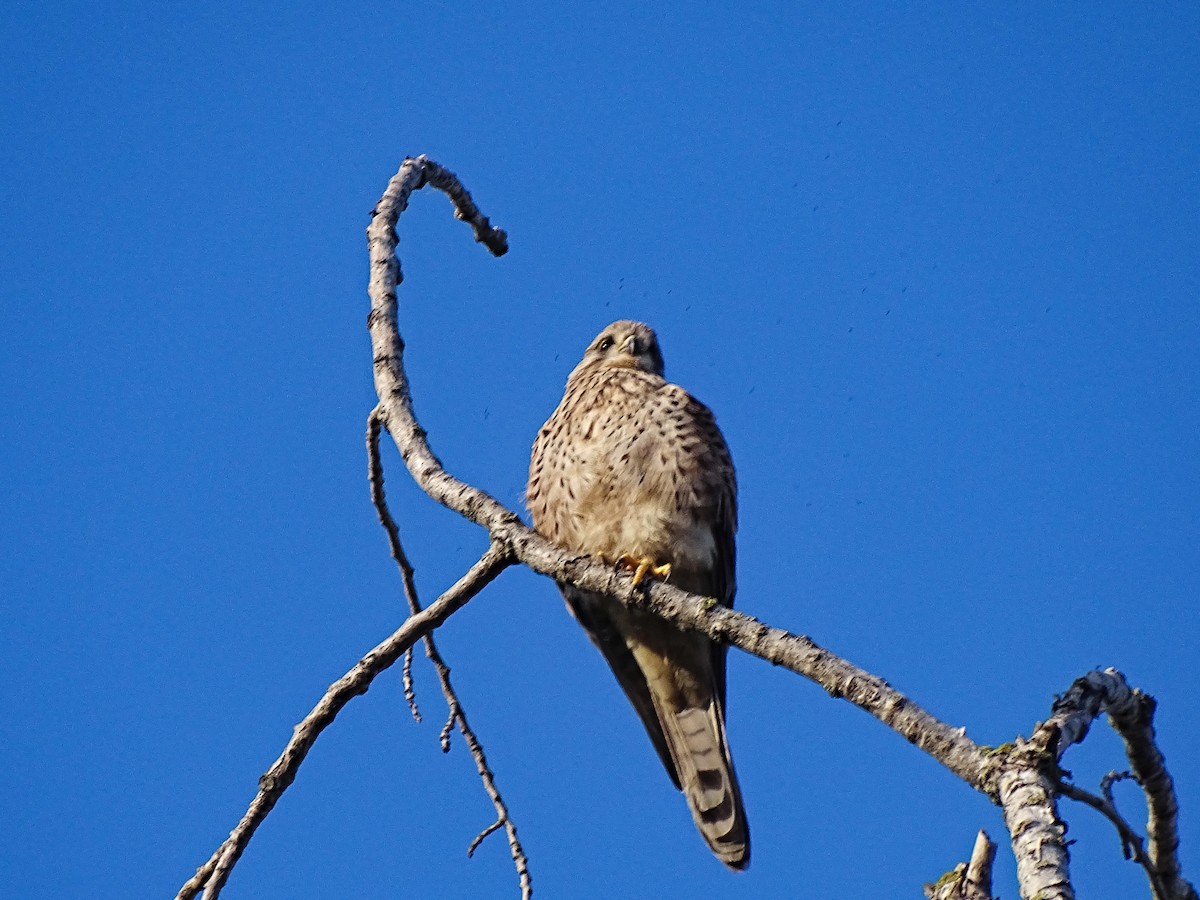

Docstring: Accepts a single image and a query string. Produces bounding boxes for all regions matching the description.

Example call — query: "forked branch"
[1050,672,1198,900]
[366,409,531,898]
[176,542,511,900]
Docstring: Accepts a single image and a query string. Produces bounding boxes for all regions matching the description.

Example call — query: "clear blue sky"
[3,3,1197,898]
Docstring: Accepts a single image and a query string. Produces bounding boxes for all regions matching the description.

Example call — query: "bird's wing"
[560,582,681,788]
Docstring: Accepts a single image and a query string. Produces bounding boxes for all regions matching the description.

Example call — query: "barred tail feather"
[659,703,749,869]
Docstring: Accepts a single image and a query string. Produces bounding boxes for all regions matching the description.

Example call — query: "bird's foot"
[614,554,672,586]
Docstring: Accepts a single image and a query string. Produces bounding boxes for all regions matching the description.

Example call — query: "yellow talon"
[615,554,672,586]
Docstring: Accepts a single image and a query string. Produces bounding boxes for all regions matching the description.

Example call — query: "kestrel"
[527,320,748,869]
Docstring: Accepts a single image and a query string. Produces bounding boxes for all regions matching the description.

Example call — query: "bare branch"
[1058,779,1168,899]
[925,830,997,900]
[363,412,423,721]
[965,830,998,896]
[366,156,516,538]
[987,733,1073,900]
[980,670,1138,900]
[1109,689,1198,900]
[539,534,995,781]
[401,644,420,722]
[1044,672,1198,900]
[180,161,513,900]
[366,408,532,898]
[175,543,512,900]
[981,671,1146,900]
[979,669,1198,900]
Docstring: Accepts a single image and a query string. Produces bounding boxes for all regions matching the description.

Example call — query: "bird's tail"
[657,698,750,869]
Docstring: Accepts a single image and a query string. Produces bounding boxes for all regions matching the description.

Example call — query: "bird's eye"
[598,336,614,351]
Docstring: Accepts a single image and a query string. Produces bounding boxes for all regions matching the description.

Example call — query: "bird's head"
[572,320,665,378]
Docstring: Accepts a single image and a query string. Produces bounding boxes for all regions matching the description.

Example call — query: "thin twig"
[367,408,532,897]
[175,544,512,900]
[1101,770,1134,807]
[401,645,420,721]
[1057,779,1168,898]
[365,413,423,721]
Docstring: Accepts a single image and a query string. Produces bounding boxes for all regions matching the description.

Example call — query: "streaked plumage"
[527,320,749,869]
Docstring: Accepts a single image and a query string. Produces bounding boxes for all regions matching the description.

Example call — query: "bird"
[527,320,749,869]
